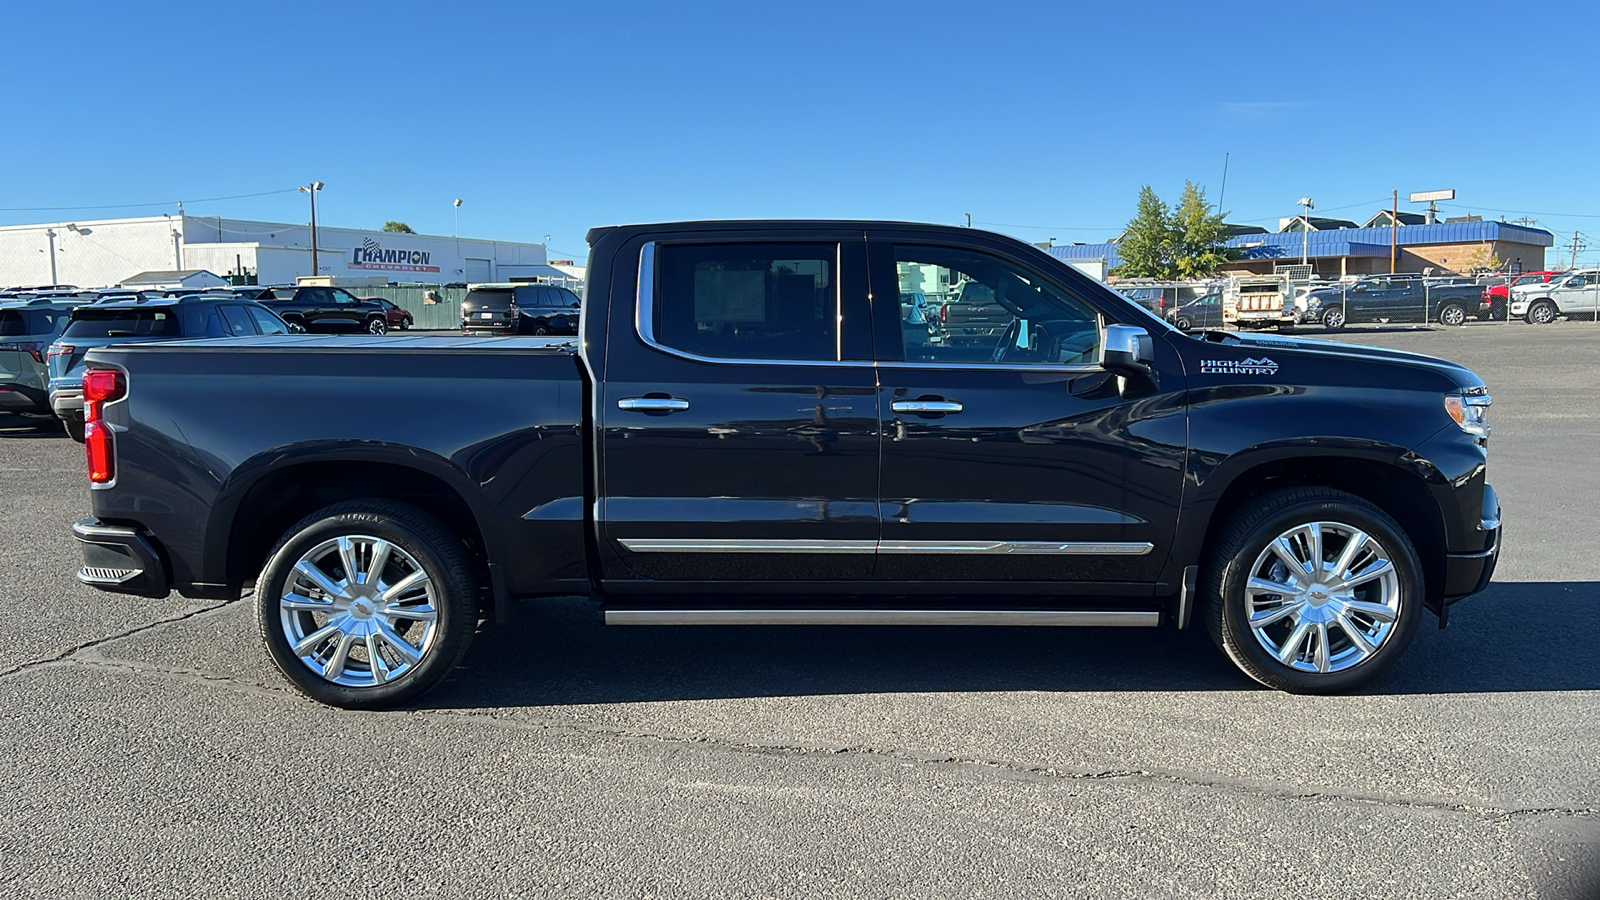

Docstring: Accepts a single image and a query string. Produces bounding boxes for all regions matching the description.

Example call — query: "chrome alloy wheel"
[278,535,439,688]
[1244,522,1400,674]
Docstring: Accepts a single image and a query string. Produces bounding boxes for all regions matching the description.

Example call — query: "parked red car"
[363,297,414,330]
[1482,271,1563,320]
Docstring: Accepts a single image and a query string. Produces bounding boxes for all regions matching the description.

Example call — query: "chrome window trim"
[633,240,1107,373]
[604,609,1160,627]
[619,538,1153,556]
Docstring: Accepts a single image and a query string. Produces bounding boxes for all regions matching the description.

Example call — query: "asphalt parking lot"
[2,323,1597,899]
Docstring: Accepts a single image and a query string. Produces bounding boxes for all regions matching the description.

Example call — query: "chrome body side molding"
[619,538,1154,556]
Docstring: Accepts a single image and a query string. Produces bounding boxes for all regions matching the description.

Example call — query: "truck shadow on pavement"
[427,580,1599,708]
[0,413,67,439]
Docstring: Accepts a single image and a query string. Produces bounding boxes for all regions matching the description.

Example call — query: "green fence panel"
[357,286,468,331]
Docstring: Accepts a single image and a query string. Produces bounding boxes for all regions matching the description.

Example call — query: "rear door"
[598,232,880,586]
[867,235,1186,596]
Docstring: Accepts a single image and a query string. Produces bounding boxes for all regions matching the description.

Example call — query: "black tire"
[63,417,85,443]
[1437,303,1467,326]
[256,500,477,709]
[366,317,387,335]
[1526,300,1557,325]
[1175,316,1193,330]
[1321,307,1346,330]
[1203,487,1423,694]
[532,324,550,336]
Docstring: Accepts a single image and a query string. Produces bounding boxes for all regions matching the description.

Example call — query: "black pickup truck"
[70,221,1500,708]
[1303,275,1485,329]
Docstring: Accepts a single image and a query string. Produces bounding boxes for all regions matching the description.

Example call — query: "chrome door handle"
[892,400,963,414]
[618,397,690,412]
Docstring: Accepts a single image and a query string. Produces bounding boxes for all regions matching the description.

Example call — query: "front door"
[599,235,881,585]
[867,237,1187,596]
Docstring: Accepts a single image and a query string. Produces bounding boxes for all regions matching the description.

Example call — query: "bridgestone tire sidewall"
[256,503,475,709]
[1208,490,1424,694]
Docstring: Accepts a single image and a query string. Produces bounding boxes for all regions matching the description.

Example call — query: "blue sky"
[7,0,1600,266]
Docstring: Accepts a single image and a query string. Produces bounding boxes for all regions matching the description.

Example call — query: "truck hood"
[1190,330,1484,390]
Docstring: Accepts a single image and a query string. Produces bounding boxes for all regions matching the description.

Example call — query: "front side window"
[653,243,836,362]
[890,245,1099,366]
[220,305,257,335]
[246,306,290,335]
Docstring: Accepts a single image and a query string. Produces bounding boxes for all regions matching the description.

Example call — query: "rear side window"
[652,243,836,361]
[63,309,182,339]
[0,307,71,337]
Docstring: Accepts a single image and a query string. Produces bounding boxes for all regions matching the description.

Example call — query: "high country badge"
[1199,357,1279,375]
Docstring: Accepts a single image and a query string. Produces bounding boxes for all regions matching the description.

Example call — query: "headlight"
[1306,296,1322,308]
[1444,392,1491,438]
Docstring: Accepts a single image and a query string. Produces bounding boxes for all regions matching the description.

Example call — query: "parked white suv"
[1512,269,1600,324]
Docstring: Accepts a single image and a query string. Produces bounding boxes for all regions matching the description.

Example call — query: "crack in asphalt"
[13,606,1598,829]
[0,596,242,681]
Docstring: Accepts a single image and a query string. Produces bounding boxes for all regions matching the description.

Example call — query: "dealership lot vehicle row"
[2,314,1597,896]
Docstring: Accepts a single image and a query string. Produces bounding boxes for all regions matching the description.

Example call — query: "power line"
[0,188,301,213]
[1440,202,1600,220]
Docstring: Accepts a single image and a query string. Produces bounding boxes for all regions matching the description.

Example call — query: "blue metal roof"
[1049,220,1552,270]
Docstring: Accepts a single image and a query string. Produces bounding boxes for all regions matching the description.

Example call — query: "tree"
[1170,181,1240,278]
[1111,185,1177,279]
[382,221,416,234]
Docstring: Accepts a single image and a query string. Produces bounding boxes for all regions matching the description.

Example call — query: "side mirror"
[1101,324,1153,376]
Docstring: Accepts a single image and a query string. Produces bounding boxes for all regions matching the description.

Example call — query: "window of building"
[653,243,836,361]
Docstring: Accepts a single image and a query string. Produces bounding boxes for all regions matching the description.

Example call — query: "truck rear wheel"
[1437,303,1468,326]
[1204,487,1423,694]
[256,500,477,709]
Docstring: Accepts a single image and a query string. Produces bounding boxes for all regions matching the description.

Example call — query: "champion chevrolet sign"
[348,238,440,273]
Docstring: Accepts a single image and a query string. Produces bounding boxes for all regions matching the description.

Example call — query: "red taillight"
[48,343,73,359]
[83,369,125,484]
[0,343,43,362]
[939,305,948,323]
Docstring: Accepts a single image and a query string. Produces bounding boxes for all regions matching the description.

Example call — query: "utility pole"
[45,228,58,284]
[964,212,971,228]
[299,181,325,276]
[1390,190,1398,274]
[1570,231,1584,271]
[1297,197,1314,266]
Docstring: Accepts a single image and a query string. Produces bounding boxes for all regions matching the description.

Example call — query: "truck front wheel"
[1204,488,1423,694]
[1321,307,1346,330]
[256,500,477,709]
[1526,300,1557,325]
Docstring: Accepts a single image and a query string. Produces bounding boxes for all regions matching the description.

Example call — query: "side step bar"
[603,609,1159,627]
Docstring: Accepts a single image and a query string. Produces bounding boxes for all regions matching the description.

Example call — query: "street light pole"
[299,181,324,276]
[1297,197,1315,268]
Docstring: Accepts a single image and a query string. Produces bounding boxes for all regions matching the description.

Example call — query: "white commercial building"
[0,215,565,289]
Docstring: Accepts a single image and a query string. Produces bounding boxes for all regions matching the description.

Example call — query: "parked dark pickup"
[71,221,1499,708]
[257,286,391,334]
[1304,275,1485,329]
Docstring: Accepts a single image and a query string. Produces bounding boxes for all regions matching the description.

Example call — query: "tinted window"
[220,305,257,335]
[0,307,71,337]
[331,289,360,304]
[464,289,514,309]
[891,245,1099,366]
[653,243,836,362]
[554,288,583,307]
[246,306,290,335]
[63,309,182,339]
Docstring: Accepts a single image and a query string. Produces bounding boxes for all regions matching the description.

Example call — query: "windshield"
[63,308,182,339]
